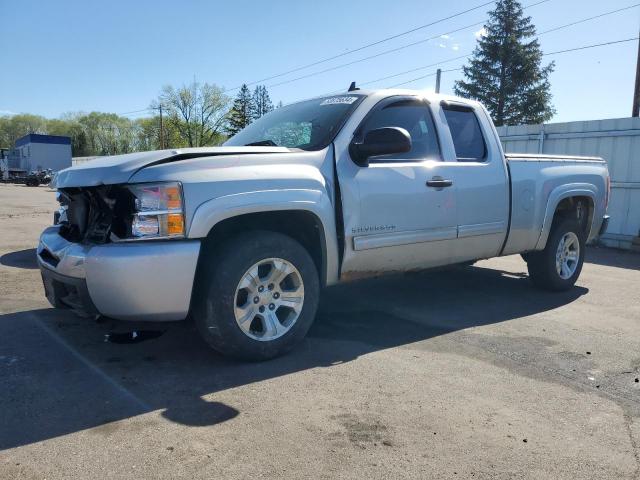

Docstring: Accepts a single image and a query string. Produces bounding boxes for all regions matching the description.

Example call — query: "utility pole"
[435,69,442,94]
[159,105,165,149]
[633,32,640,117]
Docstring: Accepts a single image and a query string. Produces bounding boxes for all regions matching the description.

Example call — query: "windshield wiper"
[244,140,277,147]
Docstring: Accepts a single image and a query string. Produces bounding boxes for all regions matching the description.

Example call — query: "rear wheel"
[526,218,585,291]
[193,231,320,360]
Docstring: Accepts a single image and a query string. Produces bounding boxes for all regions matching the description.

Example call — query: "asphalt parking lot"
[1,183,639,480]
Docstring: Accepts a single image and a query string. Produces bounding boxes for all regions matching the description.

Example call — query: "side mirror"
[349,127,412,166]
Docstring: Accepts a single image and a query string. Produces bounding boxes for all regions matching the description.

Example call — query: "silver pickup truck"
[38,89,610,360]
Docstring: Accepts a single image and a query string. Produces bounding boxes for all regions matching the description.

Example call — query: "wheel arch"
[535,184,597,250]
[188,189,339,287]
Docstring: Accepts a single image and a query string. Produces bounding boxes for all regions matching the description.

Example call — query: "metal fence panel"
[497,117,640,250]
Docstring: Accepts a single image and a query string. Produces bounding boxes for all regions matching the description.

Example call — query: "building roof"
[15,134,71,147]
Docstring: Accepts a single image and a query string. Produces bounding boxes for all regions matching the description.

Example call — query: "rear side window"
[360,99,440,161]
[443,108,486,162]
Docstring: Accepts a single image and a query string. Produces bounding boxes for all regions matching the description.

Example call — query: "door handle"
[426,178,453,188]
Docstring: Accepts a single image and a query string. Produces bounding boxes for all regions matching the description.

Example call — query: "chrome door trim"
[457,221,506,238]
[353,226,457,251]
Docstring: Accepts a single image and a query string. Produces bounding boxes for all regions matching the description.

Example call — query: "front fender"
[188,188,340,285]
[534,183,600,250]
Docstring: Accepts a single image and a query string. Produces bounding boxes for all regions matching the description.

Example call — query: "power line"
[298,0,553,98]
[316,54,470,98]
[265,1,640,92]
[538,3,640,36]
[382,36,640,90]
[388,67,463,88]
[545,37,639,56]
[361,55,469,87]
[114,4,640,115]
[116,108,152,116]
[225,1,497,91]
[112,3,499,114]
[263,27,481,90]
[261,0,551,91]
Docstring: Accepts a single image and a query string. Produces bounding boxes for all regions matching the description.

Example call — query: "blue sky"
[1,0,638,123]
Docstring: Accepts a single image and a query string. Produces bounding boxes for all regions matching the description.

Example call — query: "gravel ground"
[1,183,639,480]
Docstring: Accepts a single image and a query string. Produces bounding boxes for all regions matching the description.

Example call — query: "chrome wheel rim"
[233,258,304,341]
[556,232,580,280]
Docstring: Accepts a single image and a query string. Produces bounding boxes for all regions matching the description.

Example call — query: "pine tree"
[227,84,255,135]
[252,85,274,119]
[454,0,555,126]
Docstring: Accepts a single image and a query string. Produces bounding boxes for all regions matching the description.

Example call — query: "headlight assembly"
[126,182,185,240]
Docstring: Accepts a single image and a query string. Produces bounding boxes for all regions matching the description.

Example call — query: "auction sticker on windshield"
[320,96,359,106]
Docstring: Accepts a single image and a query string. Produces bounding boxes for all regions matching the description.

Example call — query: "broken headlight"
[126,182,185,240]
[54,191,68,225]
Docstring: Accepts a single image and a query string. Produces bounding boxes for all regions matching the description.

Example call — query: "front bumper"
[38,226,201,321]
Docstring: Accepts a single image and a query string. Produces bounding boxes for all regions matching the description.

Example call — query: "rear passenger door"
[438,101,509,262]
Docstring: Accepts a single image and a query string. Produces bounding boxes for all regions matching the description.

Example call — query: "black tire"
[193,230,320,361]
[526,218,585,291]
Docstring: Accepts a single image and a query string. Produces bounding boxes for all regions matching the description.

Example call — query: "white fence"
[497,117,640,250]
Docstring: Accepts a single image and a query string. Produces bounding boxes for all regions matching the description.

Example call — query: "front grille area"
[39,248,59,268]
[57,186,134,244]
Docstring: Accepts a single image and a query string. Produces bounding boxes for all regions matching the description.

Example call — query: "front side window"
[443,108,487,162]
[358,99,440,161]
[225,95,365,151]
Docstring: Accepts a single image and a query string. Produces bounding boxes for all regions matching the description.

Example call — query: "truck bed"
[502,152,609,256]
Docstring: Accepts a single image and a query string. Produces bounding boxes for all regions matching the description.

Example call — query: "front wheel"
[193,231,320,360]
[526,218,585,291]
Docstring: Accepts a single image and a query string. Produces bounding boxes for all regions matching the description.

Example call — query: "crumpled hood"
[53,146,293,188]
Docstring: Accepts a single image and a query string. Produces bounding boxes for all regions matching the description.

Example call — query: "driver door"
[336,96,459,278]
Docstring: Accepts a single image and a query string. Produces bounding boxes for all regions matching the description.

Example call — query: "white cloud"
[474,27,487,39]
[0,109,17,116]
[440,34,450,40]
[452,44,460,51]
[438,43,447,49]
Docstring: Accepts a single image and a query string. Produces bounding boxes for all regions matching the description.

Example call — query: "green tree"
[227,84,255,136]
[132,117,160,152]
[132,116,185,151]
[72,112,136,156]
[454,0,555,126]
[0,114,48,147]
[0,112,141,156]
[154,80,229,147]
[252,85,273,119]
[46,117,90,156]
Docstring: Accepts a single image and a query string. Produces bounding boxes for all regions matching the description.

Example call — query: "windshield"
[225,94,365,150]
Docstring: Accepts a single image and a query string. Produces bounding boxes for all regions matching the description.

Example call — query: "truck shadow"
[0,264,587,450]
[585,246,640,271]
[0,248,38,269]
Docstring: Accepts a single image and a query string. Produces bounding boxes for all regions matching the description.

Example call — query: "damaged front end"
[56,185,134,244]
[55,181,185,244]
[38,181,198,322]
